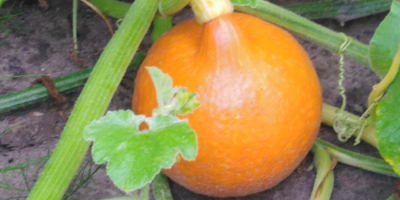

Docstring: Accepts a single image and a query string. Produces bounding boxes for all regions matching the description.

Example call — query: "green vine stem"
[321,103,378,147]
[233,0,369,66]
[151,173,173,200]
[310,141,335,200]
[151,18,172,44]
[285,0,390,20]
[315,138,398,177]
[0,52,146,114]
[368,43,400,106]
[26,0,160,199]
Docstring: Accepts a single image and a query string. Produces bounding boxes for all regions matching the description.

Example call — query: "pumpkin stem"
[189,0,234,24]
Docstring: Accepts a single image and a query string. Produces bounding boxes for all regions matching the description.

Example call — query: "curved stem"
[315,138,398,177]
[80,0,114,36]
[233,0,370,66]
[310,141,335,200]
[26,0,160,199]
[368,43,400,106]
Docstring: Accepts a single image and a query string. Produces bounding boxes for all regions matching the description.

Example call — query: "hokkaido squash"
[132,0,322,197]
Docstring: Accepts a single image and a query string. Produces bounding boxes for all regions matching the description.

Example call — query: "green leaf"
[369,0,400,79]
[146,67,200,115]
[371,0,400,176]
[376,77,400,175]
[84,110,197,191]
[146,66,176,111]
[169,88,201,116]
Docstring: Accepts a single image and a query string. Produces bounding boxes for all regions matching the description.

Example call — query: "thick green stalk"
[315,138,398,177]
[234,0,370,66]
[151,18,173,44]
[285,0,390,20]
[310,142,334,200]
[0,52,146,114]
[151,173,173,200]
[27,0,159,199]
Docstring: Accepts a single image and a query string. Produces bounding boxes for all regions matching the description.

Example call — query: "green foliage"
[84,111,197,191]
[147,67,200,116]
[84,67,199,192]
[147,67,175,112]
[370,0,400,176]
[376,78,400,175]
[369,1,400,78]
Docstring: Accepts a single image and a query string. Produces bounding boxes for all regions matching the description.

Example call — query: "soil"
[0,0,397,199]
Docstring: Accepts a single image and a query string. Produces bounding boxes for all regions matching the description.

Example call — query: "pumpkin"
[132,1,321,197]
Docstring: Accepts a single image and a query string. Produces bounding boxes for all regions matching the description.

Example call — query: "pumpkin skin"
[132,13,322,197]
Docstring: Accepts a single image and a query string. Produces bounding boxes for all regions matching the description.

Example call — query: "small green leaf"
[84,110,197,191]
[169,88,201,116]
[146,66,176,111]
[146,67,200,115]
[369,0,400,78]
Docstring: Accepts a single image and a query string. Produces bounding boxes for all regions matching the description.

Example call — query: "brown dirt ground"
[0,0,397,199]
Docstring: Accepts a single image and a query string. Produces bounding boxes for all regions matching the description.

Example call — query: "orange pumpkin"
[132,10,321,197]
